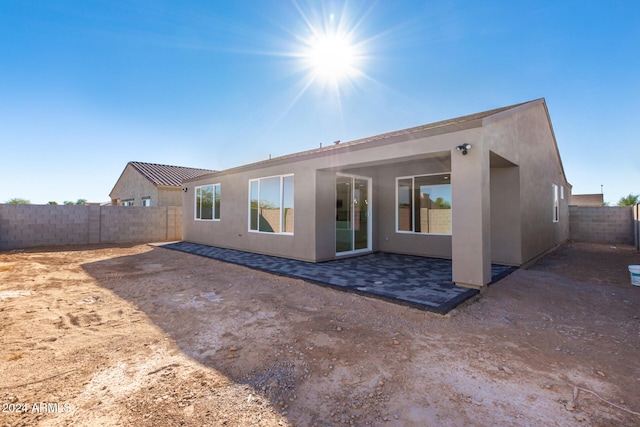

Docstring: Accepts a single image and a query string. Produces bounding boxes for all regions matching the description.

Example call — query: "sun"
[298,12,364,89]
[307,30,358,84]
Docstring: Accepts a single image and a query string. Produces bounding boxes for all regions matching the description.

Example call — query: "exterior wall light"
[183,187,188,192]
[456,143,472,155]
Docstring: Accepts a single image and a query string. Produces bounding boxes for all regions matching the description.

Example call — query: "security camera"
[456,143,472,155]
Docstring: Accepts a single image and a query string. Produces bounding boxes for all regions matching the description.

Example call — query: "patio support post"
[451,142,492,288]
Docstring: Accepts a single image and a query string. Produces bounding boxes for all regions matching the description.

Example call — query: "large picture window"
[249,175,294,234]
[195,184,221,220]
[396,174,451,235]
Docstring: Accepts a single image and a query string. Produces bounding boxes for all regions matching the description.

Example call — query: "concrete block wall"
[0,205,182,250]
[569,206,634,245]
[634,204,639,250]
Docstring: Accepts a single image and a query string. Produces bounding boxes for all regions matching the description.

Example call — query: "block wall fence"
[569,205,637,247]
[636,204,640,251]
[0,205,182,250]
[0,204,637,251]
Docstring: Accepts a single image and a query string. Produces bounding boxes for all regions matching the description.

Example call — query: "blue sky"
[1,0,638,205]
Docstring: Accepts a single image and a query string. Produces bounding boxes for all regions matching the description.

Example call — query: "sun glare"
[307,31,358,83]
[264,2,380,122]
[295,8,365,91]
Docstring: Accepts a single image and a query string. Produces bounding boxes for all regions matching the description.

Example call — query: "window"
[553,184,560,222]
[195,184,221,220]
[396,174,451,235]
[560,185,564,200]
[121,199,134,207]
[249,175,294,234]
[142,197,151,207]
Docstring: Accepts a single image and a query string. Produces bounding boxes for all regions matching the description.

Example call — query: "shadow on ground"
[74,241,640,426]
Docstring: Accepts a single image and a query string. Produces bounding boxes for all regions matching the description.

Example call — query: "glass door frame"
[335,173,372,256]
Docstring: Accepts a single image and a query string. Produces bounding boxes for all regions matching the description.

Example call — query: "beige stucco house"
[110,162,214,207]
[570,193,604,207]
[182,99,571,289]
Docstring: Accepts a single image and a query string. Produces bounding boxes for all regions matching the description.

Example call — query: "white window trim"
[121,199,134,207]
[142,197,151,207]
[194,183,221,221]
[395,173,452,236]
[248,174,294,235]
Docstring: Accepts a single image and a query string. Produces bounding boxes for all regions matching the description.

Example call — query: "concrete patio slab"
[162,242,516,314]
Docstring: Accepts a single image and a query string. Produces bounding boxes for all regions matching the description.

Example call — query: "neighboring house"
[110,161,215,207]
[182,99,571,289]
[570,193,604,207]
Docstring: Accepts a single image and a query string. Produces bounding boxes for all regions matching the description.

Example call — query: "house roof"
[185,98,567,183]
[127,162,216,187]
[269,100,534,160]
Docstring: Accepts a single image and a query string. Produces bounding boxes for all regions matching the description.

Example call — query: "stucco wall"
[569,206,634,245]
[158,188,183,207]
[0,204,181,250]
[451,138,492,286]
[483,102,570,264]
[182,164,318,262]
[110,165,183,207]
[182,100,568,273]
[110,165,160,206]
[570,194,604,207]
[490,165,522,265]
[183,132,467,262]
[373,157,453,260]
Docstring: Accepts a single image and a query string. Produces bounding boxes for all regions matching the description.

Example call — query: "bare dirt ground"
[1,241,639,426]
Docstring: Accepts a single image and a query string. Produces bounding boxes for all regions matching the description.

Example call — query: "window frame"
[121,199,134,207]
[395,173,452,235]
[552,184,560,223]
[194,183,221,221]
[142,197,151,207]
[248,174,294,235]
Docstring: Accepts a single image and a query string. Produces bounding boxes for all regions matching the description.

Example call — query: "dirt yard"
[1,242,639,426]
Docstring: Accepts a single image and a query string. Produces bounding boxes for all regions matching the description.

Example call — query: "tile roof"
[129,162,216,187]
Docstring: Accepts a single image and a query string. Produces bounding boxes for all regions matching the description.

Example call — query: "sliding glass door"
[336,174,371,255]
